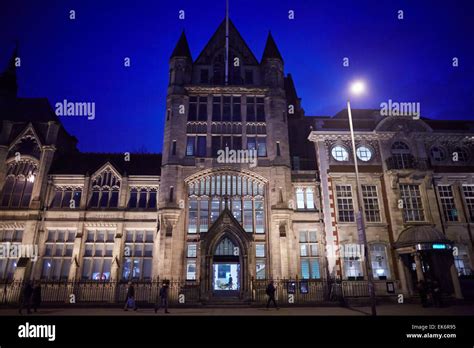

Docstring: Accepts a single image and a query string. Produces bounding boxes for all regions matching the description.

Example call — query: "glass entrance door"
[213,263,240,291]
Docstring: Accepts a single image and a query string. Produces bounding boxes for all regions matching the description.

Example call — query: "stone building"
[308,110,474,299]
[0,18,472,303]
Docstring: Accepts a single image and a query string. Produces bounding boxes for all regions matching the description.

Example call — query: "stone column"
[69,222,85,281]
[13,220,38,281]
[110,223,124,282]
[397,255,409,295]
[30,145,55,210]
[414,253,424,282]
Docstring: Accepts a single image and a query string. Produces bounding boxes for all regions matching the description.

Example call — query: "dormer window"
[89,169,121,208]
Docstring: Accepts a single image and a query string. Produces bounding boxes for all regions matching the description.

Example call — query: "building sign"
[287,281,296,294]
[299,281,309,294]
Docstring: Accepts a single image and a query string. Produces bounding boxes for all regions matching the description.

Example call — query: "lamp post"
[347,80,377,316]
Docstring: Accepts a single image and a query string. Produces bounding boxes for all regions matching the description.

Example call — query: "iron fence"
[1,278,398,306]
[251,279,332,304]
[1,280,200,306]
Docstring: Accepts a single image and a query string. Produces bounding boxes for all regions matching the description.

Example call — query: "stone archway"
[199,208,252,302]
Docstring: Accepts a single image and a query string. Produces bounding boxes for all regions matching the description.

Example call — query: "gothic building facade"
[0,19,473,303]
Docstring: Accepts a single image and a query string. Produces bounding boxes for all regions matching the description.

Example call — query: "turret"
[168,31,193,93]
[261,32,284,89]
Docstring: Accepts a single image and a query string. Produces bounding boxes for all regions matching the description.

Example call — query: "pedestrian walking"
[123,281,137,311]
[155,281,170,314]
[19,281,33,315]
[417,280,428,308]
[32,280,42,313]
[265,280,279,310]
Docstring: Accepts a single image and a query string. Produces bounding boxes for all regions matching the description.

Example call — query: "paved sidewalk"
[1,303,473,316]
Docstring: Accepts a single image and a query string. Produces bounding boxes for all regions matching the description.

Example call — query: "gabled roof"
[170,31,192,59]
[262,31,283,62]
[194,18,259,65]
[50,153,162,176]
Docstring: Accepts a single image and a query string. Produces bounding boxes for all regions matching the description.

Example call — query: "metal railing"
[1,280,200,306]
[251,279,332,304]
[1,279,398,306]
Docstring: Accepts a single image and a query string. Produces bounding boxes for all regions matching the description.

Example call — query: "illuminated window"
[299,231,320,279]
[0,161,37,208]
[370,243,390,279]
[41,230,75,280]
[187,173,265,234]
[295,187,315,210]
[0,229,24,280]
[331,145,349,162]
[82,230,115,281]
[122,230,153,281]
[454,244,472,276]
[356,146,372,162]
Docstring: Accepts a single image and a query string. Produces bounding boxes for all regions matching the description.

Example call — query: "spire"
[262,31,283,62]
[170,31,192,59]
[0,42,19,100]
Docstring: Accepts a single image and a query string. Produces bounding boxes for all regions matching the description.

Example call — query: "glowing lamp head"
[350,80,366,96]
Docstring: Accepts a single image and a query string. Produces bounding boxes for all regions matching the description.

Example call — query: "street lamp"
[347,80,377,316]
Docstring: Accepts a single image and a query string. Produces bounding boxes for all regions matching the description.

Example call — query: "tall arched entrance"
[212,237,241,296]
[199,209,252,302]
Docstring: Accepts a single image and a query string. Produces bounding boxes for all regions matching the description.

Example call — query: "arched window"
[89,169,121,208]
[187,172,265,234]
[0,160,37,208]
[215,237,237,256]
[391,141,411,169]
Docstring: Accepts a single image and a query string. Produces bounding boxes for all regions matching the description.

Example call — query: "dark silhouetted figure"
[228,275,233,289]
[124,281,137,311]
[155,281,170,314]
[432,280,442,307]
[19,281,33,315]
[32,281,42,313]
[417,280,428,307]
[265,281,279,310]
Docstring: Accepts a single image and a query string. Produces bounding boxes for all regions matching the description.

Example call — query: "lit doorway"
[213,263,240,291]
[212,237,241,296]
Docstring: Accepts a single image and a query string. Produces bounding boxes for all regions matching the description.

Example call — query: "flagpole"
[225,0,229,85]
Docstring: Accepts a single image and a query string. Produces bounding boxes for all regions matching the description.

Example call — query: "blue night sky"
[1,0,473,153]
